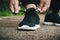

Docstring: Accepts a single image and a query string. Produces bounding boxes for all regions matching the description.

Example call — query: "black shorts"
[50,0,60,11]
[19,0,40,6]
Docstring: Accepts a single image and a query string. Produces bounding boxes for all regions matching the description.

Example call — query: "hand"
[10,0,20,13]
[37,0,51,13]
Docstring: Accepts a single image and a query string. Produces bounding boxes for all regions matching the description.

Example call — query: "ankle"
[26,8,36,11]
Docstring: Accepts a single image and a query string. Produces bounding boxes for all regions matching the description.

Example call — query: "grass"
[0,0,25,16]
[0,9,25,16]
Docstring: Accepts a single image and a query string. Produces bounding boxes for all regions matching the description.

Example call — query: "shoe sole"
[17,24,40,30]
[43,22,60,26]
[55,23,60,26]
[43,22,54,25]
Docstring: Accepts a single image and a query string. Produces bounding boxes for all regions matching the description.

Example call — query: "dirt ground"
[0,14,60,40]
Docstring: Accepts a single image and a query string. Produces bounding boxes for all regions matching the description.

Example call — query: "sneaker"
[17,8,40,30]
[43,13,60,26]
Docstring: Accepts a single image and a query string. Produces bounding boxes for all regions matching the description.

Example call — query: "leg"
[44,0,60,26]
[18,0,40,30]
[48,0,60,14]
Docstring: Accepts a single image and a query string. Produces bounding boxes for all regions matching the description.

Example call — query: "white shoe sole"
[55,23,60,26]
[43,22,60,26]
[43,22,54,25]
[17,24,40,30]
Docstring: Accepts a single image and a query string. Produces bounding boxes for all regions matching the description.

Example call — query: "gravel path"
[0,15,60,40]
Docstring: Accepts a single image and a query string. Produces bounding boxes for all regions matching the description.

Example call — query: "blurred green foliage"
[0,0,25,16]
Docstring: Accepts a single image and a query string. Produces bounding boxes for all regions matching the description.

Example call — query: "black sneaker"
[17,8,40,30]
[43,13,60,26]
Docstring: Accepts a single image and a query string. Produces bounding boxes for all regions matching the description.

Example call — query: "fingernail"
[15,11,19,13]
[37,8,41,11]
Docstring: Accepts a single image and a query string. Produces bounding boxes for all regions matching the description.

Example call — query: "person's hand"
[37,0,51,13]
[10,0,20,13]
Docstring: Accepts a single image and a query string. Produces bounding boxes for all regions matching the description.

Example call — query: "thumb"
[14,0,20,13]
[10,5,14,13]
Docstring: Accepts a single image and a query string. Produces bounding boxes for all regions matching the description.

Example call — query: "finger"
[14,1,20,13]
[14,6,20,13]
[10,4,14,13]
[40,6,47,13]
[36,8,41,12]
